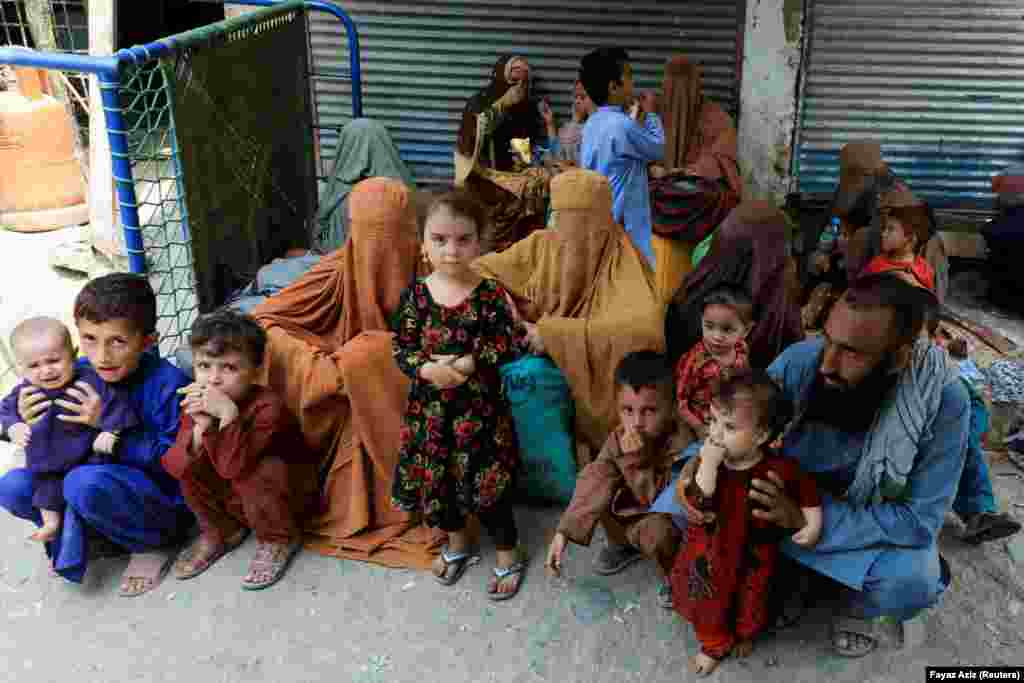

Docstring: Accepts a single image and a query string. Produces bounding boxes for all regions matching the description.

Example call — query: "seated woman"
[252,177,442,569]
[473,169,664,458]
[802,141,948,313]
[665,201,804,371]
[314,119,416,253]
[649,55,743,304]
[455,55,557,251]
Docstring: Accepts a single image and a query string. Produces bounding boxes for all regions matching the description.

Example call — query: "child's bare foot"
[733,640,754,658]
[31,510,61,542]
[690,653,722,678]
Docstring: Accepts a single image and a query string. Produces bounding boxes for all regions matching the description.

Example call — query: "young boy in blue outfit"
[579,47,665,266]
[0,273,193,594]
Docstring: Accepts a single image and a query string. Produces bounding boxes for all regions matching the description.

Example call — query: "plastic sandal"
[488,561,526,602]
[433,545,480,586]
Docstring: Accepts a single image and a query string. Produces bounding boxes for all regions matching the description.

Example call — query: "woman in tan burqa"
[473,169,664,460]
[252,177,441,569]
[649,55,743,305]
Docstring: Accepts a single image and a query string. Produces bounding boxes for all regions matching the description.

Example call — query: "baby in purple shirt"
[1,317,138,542]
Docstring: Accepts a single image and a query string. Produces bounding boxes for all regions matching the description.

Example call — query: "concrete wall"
[736,0,804,204]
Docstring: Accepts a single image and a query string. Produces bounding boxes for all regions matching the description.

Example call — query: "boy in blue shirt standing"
[580,47,665,267]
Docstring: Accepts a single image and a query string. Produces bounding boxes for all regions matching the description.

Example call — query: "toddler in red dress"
[671,369,823,677]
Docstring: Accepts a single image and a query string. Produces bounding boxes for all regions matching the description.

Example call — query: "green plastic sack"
[692,229,715,267]
[500,355,577,504]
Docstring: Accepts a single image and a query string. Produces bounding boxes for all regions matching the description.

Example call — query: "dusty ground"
[0,229,1022,682]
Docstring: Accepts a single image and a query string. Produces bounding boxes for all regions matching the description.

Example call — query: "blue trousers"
[0,466,193,582]
[952,388,995,519]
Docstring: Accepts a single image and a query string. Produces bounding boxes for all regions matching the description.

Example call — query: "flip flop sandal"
[831,616,899,658]
[488,561,526,602]
[433,545,480,586]
[241,540,302,591]
[119,550,173,598]
[174,529,250,580]
[962,512,1022,545]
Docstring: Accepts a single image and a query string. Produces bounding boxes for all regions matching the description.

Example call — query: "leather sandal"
[831,616,900,658]
[174,528,250,580]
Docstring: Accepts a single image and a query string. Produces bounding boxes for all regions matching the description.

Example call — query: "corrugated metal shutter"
[796,0,1024,209]
[309,1,742,186]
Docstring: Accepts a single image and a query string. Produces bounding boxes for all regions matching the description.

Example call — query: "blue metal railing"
[0,0,363,274]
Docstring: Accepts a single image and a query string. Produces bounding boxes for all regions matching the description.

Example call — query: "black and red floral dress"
[390,278,528,527]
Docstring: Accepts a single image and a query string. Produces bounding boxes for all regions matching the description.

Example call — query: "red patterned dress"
[670,452,820,659]
[675,339,749,430]
[390,278,528,527]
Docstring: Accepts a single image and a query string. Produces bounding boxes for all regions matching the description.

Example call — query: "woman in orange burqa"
[252,177,442,569]
[649,55,743,304]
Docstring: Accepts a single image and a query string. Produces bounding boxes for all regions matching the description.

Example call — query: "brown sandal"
[241,540,302,591]
[173,528,250,581]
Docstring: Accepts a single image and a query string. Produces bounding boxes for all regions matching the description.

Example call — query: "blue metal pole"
[224,0,363,118]
[98,72,148,275]
[0,47,118,77]
[305,0,362,117]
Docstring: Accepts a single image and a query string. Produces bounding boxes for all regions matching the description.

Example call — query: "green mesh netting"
[161,6,316,313]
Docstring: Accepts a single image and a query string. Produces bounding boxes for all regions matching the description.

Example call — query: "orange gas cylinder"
[0,66,88,232]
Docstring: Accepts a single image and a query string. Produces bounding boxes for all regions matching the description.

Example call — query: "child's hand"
[698,439,726,465]
[7,422,30,448]
[675,457,716,526]
[620,427,644,454]
[791,505,823,547]
[54,381,103,429]
[93,431,118,455]
[524,322,545,355]
[452,355,476,376]
[420,362,468,390]
[628,100,640,120]
[178,384,239,427]
[545,531,568,577]
[16,387,50,426]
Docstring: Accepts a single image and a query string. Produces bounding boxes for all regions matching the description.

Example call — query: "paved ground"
[0,228,1022,682]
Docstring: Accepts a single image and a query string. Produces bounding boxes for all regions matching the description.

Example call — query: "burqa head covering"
[666,201,803,369]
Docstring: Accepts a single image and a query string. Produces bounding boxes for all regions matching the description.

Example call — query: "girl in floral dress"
[391,191,529,600]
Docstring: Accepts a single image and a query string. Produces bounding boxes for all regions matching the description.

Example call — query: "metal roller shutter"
[796,0,1024,209]
[309,1,743,186]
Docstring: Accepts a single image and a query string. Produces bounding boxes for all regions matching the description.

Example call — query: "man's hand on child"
[750,470,806,530]
[93,431,118,455]
[7,422,30,448]
[54,381,103,429]
[545,531,568,577]
[16,387,50,426]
